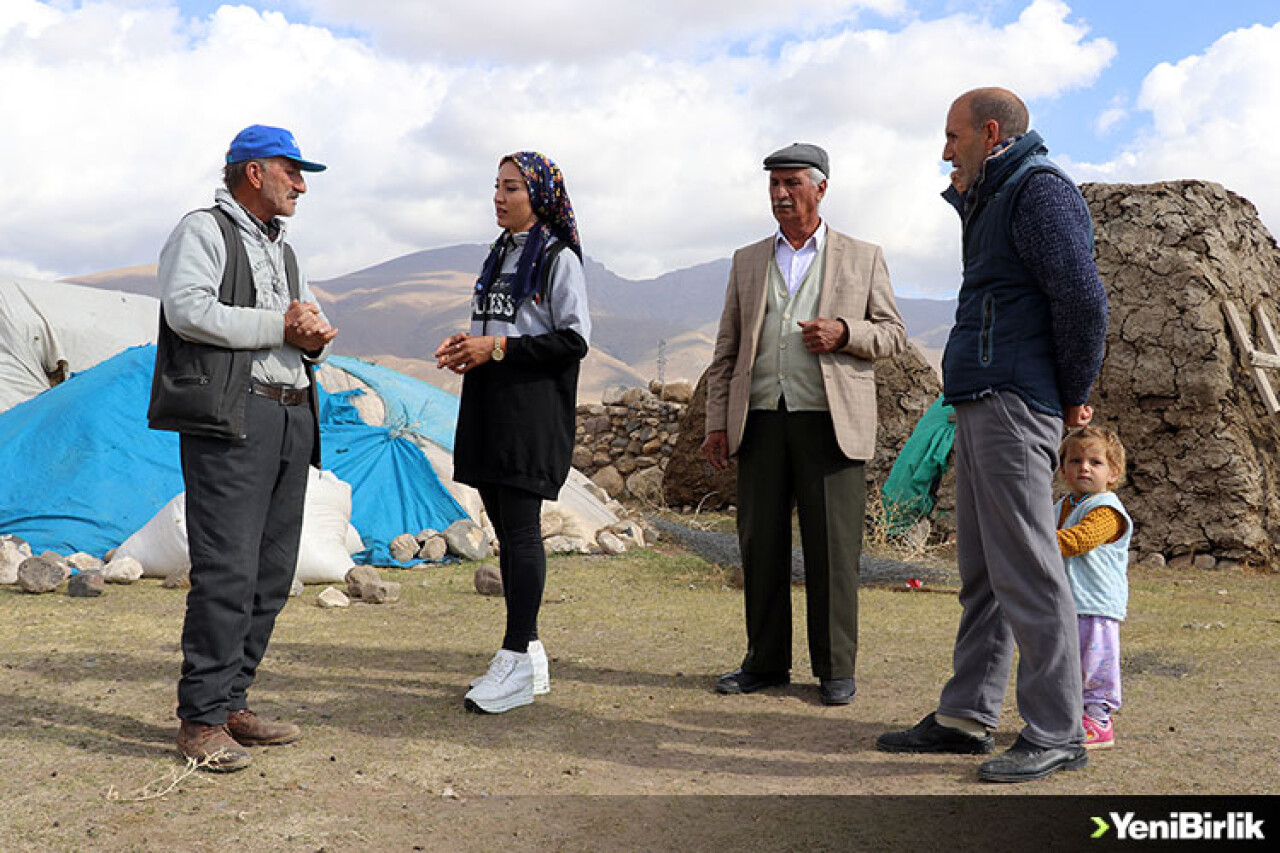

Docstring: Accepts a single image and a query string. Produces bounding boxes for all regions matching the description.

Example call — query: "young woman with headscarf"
[434,152,591,714]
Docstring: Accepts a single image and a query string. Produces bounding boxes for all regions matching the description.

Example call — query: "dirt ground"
[2,540,1277,851]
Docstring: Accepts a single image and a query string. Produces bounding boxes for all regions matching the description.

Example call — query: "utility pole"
[657,339,667,385]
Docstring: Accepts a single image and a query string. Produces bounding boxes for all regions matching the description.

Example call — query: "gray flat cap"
[763,142,829,177]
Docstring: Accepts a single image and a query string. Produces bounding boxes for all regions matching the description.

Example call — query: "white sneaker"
[464,649,534,714]
[469,641,550,695]
[529,639,550,696]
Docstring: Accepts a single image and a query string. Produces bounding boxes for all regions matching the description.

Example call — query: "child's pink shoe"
[1083,715,1114,750]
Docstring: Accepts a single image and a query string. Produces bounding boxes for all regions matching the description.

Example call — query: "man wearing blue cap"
[703,143,906,706]
[149,124,336,771]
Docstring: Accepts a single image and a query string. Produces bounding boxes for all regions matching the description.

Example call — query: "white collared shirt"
[773,220,827,295]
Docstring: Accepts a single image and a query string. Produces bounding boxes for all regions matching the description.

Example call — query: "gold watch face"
[492,340,505,361]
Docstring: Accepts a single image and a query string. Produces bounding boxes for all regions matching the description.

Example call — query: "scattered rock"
[290,578,304,597]
[1193,554,1217,571]
[67,570,105,598]
[17,555,65,594]
[544,535,588,554]
[591,465,625,499]
[163,567,191,589]
[625,466,664,504]
[1,535,32,585]
[417,535,448,562]
[444,519,490,562]
[102,556,143,584]
[1166,555,1195,571]
[66,553,104,573]
[39,551,71,581]
[596,530,627,555]
[345,566,382,599]
[317,586,350,608]
[362,580,401,604]
[389,533,420,563]
[1141,553,1167,568]
[474,564,503,596]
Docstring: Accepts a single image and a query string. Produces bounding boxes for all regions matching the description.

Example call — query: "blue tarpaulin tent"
[0,345,467,565]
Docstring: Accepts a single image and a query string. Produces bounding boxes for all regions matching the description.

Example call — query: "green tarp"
[881,396,955,534]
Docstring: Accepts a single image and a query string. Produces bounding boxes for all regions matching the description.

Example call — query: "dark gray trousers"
[177,392,313,725]
[736,408,865,680]
[938,392,1084,748]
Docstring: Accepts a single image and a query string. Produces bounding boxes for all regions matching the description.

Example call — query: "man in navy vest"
[876,88,1108,782]
[150,125,336,771]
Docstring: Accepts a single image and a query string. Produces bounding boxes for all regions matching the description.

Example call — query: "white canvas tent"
[0,278,158,413]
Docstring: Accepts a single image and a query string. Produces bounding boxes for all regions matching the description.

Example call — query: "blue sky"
[2,1,1279,296]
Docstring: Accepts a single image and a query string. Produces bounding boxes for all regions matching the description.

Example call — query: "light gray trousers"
[937,392,1084,748]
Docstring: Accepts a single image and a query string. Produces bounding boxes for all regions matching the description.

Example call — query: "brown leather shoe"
[176,721,251,772]
[226,709,301,746]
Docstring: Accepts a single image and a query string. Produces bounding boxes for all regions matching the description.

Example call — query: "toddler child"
[1055,426,1132,750]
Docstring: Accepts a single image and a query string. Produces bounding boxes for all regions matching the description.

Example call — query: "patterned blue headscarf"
[475,151,581,307]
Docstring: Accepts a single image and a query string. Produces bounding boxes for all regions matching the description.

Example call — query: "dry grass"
[1,543,1277,850]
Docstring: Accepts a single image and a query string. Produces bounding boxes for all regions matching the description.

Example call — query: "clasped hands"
[435,333,498,375]
[284,300,337,352]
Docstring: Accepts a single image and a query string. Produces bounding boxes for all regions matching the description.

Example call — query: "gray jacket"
[148,191,325,455]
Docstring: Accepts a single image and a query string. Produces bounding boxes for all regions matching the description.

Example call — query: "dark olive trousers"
[177,392,314,725]
[736,407,865,680]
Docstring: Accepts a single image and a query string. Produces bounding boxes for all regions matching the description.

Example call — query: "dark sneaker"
[715,669,789,695]
[876,712,995,754]
[226,709,301,746]
[819,678,857,706]
[177,721,251,772]
[977,734,1088,782]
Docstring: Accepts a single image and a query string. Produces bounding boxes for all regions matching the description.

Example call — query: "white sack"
[115,467,356,583]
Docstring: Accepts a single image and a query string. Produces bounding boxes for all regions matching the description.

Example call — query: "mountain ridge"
[63,244,955,400]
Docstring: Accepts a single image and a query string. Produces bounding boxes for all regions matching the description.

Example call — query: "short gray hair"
[963,87,1029,140]
[223,157,270,191]
[807,167,827,187]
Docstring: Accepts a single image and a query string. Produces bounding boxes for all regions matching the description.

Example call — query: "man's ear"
[246,160,265,190]
[983,119,1002,152]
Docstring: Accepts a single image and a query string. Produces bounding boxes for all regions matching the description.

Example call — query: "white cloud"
[0,0,1117,296]
[1092,94,1128,136]
[1073,22,1280,237]
[293,0,909,62]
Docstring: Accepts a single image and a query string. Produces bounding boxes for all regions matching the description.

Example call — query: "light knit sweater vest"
[749,246,828,412]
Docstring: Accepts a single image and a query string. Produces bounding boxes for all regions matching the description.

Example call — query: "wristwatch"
[491,336,505,362]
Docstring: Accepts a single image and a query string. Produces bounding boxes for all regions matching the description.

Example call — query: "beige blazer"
[705,229,906,461]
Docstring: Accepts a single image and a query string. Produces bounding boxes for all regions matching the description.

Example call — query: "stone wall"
[661,342,942,514]
[574,381,693,504]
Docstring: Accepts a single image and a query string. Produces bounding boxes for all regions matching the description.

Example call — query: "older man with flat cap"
[149,124,337,771]
[703,143,906,705]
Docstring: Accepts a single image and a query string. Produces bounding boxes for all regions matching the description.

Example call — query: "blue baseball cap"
[226,124,327,172]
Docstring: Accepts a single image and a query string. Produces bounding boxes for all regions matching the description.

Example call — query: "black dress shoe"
[715,668,789,694]
[876,712,995,754]
[819,678,856,705]
[977,734,1088,782]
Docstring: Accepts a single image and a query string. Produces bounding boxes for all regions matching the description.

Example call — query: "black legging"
[477,485,545,653]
